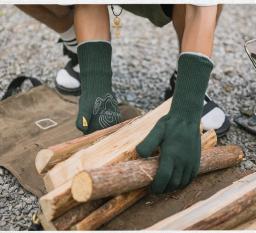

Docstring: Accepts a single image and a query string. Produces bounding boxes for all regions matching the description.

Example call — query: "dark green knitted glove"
[76,42,121,134]
[136,53,214,194]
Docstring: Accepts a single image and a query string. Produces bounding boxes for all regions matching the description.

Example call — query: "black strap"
[58,38,78,64]
[202,100,219,117]
[1,75,42,101]
[64,60,80,82]
[28,223,43,231]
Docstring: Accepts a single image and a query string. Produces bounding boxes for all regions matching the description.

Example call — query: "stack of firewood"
[35,99,245,230]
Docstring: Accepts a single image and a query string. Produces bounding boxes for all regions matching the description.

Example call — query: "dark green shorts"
[121,5,173,27]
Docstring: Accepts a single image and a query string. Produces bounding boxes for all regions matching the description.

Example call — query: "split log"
[39,133,218,222]
[72,189,147,230]
[43,99,172,191]
[72,145,244,202]
[201,129,217,150]
[35,119,132,174]
[147,172,256,230]
[39,199,106,230]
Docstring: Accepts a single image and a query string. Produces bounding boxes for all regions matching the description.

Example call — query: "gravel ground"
[1,4,256,230]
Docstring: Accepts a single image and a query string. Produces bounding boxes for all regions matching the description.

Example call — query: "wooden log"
[44,127,216,193]
[38,131,216,222]
[43,99,172,191]
[39,130,215,229]
[71,145,244,202]
[70,145,243,230]
[147,172,256,230]
[35,119,133,174]
[39,199,107,230]
[72,189,147,230]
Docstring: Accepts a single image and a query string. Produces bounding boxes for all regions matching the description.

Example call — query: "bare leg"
[74,4,110,43]
[172,5,186,53]
[16,5,73,33]
[17,5,80,92]
[172,4,222,55]
[181,5,218,56]
[44,5,72,18]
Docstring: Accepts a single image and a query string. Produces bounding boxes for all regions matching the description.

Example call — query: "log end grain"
[39,196,55,222]
[71,172,93,203]
[226,145,244,160]
[44,173,56,192]
[35,149,54,174]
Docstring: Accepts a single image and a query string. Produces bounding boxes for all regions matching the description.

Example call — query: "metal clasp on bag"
[35,118,58,130]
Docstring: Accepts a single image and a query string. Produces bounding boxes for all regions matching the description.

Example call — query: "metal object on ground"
[245,39,256,70]
[235,39,256,135]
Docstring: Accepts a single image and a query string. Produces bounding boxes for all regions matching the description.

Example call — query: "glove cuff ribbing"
[170,53,214,121]
[78,41,112,93]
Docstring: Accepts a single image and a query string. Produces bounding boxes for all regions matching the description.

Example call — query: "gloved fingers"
[185,166,199,189]
[151,156,174,194]
[165,166,184,193]
[136,121,165,158]
[180,165,193,188]
[189,165,200,183]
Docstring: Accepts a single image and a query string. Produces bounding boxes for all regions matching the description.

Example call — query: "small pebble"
[0,221,7,227]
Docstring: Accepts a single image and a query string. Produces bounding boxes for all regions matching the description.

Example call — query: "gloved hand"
[76,42,121,134]
[137,53,214,194]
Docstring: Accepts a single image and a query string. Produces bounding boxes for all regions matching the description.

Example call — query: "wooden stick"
[71,145,244,202]
[72,189,147,230]
[147,172,256,230]
[38,131,215,222]
[43,99,172,191]
[35,119,133,174]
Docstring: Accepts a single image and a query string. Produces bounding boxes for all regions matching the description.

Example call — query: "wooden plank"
[147,172,256,230]
[35,119,133,174]
[39,131,216,222]
[71,145,244,202]
[43,99,172,192]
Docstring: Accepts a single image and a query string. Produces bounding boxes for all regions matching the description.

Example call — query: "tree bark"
[35,119,133,174]
[71,145,244,202]
[147,172,256,230]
